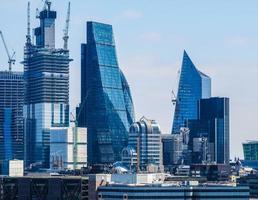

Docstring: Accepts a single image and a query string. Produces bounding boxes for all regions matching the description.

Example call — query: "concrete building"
[23,1,71,168]
[0,175,88,200]
[50,127,87,170]
[126,117,163,171]
[9,160,24,177]
[0,71,24,174]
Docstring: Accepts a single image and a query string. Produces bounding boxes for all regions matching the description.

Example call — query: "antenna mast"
[63,2,71,50]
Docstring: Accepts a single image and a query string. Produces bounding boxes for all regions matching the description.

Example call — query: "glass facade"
[188,97,230,164]
[243,141,258,161]
[78,22,135,164]
[24,4,70,168]
[172,51,211,134]
[0,71,24,174]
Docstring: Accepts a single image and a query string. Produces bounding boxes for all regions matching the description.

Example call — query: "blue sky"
[1,0,258,158]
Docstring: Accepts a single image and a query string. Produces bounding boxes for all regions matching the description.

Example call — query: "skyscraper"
[199,97,230,164]
[187,97,230,164]
[23,2,70,168]
[78,22,135,164]
[128,117,162,170]
[0,71,24,174]
[172,51,211,134]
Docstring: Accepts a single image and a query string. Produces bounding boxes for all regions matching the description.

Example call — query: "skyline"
[1,0,258,158]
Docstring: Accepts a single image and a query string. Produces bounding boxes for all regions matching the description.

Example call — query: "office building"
[78,21,135,164]
[0,175,88,200]
[97,184,249,200]
[121,146,137,171]
[238,173,258,199]
[242,141,258,169]
[0,71,24,174]
[127,117,162,170]
[188,97,230,164]
[243,141,258,161]
[9,160,24,177]
[199,97,230,164]
[162,128,190,168]
[23,2,70,168]
[50,127,87,170]
[190,164,231,181]
[172,51,211,134]
[162,134,174,168]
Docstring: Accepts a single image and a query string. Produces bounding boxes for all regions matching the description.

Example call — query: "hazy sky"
[1,0,258,159]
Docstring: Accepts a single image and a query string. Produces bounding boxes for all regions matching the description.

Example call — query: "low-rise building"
[97,183,249,200]
[237,173,258,199]
[0,175,88,200]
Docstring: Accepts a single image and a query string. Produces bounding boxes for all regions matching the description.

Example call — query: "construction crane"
[26,2,31,44]
[0,31,15,71]
[63,2,71,50]
[70,90,91,169]
[171,90,177,105]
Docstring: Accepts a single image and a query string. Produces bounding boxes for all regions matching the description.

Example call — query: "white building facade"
[50,127,87,170]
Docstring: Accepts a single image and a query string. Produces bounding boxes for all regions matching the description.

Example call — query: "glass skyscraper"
[187,97,230,164]
[198,97,230,164]
[78,22,135,164]
[23,2,70,168]
[172,51,211,134]
[0,71,24,174]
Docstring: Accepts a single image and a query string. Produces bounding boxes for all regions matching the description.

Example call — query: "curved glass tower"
[78,22,135,164]
[172,51,211,134]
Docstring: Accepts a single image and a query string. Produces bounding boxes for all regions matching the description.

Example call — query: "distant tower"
[172,51,211,134]
[187,97,230,164]
[23,1,71,168]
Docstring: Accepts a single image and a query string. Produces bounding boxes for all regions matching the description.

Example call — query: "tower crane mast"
[63,2,71,50]
[0,31,15,71]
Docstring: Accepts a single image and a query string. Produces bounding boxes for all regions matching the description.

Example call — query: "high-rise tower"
[172,51,211,134]
[23,1,70,168]
[78,22,135,165]
[0,71,24,174]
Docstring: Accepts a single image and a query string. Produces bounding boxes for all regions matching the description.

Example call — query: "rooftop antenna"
[26,2,31,44]
[63,2,71,50]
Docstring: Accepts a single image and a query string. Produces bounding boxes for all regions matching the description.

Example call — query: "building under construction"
[23,1,71,168]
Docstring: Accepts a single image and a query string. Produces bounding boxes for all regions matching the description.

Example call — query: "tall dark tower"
[0,71,24,174]
[24,1,71,168]
[78,22,135,165]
